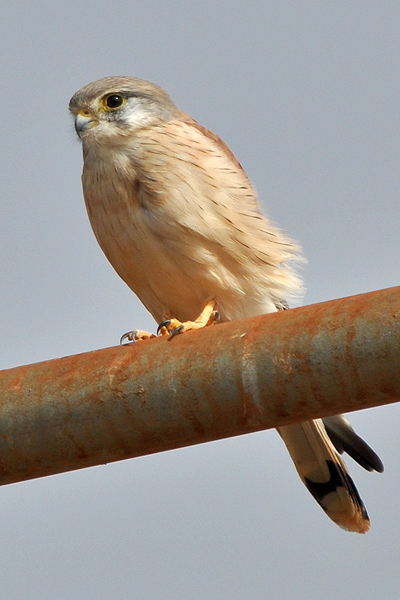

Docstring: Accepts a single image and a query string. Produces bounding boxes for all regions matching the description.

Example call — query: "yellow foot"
[120,330,157,344]
[157,300,219,339]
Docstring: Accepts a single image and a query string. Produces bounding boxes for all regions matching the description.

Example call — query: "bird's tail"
[278,418,382,533]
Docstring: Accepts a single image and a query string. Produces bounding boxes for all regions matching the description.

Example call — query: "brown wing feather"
[180,112,249,181]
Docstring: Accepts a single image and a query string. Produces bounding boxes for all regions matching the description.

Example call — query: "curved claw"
[157,320,171,336]
[169,324,184,339]
[120,331,135,345]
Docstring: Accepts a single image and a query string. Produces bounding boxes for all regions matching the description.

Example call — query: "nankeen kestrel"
[69,76,383,532]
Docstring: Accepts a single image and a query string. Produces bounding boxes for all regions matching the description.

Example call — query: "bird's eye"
[103,94,125,110]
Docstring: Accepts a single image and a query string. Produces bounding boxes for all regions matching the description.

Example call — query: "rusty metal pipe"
[0,286,399,486]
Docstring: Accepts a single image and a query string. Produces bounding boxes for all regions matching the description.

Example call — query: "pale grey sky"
[1,2,399,599]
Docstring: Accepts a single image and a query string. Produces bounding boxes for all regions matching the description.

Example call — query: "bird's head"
[69,76,181,142]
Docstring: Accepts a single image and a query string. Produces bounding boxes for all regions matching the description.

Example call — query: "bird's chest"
[81,154,210,321]
[82,156,161,270]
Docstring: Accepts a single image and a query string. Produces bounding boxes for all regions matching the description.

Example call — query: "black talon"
[120,331,135,345]
[157,320,171,335]
[169,324,184,339]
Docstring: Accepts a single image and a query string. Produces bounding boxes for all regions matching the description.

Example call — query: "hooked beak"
[74,111,97,137]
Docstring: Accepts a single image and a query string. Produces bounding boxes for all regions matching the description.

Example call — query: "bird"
[69,76,383,532]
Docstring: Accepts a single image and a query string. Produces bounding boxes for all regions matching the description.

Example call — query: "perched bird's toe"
[157,300,219,339]
[120,329,156,344]
[156,320,172,336]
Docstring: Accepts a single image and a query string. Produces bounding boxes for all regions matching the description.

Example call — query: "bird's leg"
[120,300,219,344]
[119,314,191,344]
[157,299,220,339]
